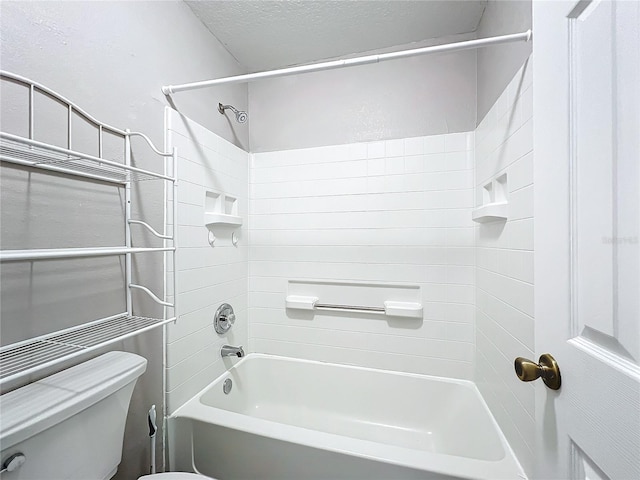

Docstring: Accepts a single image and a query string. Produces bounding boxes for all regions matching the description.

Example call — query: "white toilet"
[0,351,213,480]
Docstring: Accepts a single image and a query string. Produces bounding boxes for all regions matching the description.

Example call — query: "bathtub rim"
[171,353,526,480]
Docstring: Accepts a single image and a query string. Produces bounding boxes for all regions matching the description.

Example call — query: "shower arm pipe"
[162,30,531,94]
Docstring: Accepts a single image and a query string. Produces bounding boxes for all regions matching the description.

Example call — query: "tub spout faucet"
[221,345,245,358]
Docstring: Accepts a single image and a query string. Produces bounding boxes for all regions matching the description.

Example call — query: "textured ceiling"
[185,1,487,71]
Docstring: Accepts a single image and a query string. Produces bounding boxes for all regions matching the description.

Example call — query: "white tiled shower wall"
[474,58,534,476]
[165,110,249,413]
[249,133,476,379]
[163,62,535,472]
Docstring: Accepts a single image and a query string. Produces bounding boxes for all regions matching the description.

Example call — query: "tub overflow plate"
[223,378,233,394]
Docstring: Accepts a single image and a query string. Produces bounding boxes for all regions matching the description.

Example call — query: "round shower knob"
[214,303,236,334]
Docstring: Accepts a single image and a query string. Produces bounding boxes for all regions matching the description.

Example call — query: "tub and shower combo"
[161,29,534,480]
[170,355,524,480]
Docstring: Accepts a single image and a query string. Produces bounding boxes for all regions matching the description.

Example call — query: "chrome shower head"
[218,103,248,124]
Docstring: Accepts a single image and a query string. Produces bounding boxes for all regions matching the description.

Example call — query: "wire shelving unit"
[0,71,178,389]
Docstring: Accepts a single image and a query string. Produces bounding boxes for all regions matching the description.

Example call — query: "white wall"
[165,110,249,414]
[476,0,532,124]
[0,1,249,151]
[474,58,534,476]
[249,132,476,379]
[0,2,247,477]
[248,34,477,153]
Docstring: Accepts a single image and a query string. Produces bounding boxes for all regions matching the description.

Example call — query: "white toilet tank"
[0,351,147,480]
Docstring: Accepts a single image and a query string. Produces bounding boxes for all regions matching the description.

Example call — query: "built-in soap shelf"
[204,190,242,227]
[204,213,242,226]
[472,173,508,223]
[285,280,423,319]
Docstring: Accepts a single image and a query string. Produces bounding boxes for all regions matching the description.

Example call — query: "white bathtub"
[170,354,525,480]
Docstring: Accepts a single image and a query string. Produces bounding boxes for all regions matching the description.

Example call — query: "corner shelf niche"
[472,202,508,223]
[472,173,508,223]
[204,190,242,227]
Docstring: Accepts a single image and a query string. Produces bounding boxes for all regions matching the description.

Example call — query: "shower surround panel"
[165,110,249,414]
[249,132,476,380]
[474,58,534,476]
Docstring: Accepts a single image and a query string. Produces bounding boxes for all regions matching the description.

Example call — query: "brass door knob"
[514,353,561,390]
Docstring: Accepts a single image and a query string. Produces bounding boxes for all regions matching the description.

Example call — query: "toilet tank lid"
[0,351,147,450]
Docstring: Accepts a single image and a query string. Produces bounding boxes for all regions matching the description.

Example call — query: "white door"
[534,1,640,479]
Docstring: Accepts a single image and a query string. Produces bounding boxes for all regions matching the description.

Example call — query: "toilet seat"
[139,473,215,480]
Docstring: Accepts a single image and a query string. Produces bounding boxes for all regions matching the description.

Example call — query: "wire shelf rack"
[0,246,174,262]
[0,133,171,183]
[0,314,175,386]
[0,71,179,391]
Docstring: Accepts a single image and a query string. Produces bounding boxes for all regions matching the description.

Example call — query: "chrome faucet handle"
[214,303,235,334]
[223,312,236,325]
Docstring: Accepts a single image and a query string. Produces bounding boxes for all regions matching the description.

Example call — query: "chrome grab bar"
[314,303,386,313]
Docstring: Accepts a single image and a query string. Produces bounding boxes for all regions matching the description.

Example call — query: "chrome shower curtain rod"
[162,30,531,95]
